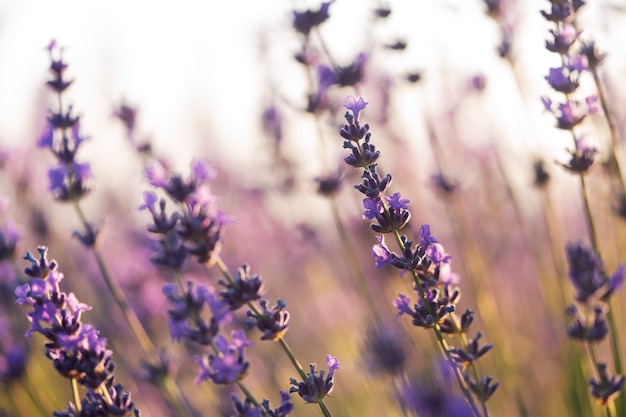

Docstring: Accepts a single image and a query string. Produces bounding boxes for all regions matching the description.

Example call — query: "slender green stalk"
[70,200,194,417]
[213,255,334,417]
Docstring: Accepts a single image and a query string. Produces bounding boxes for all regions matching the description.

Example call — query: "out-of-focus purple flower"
[566,243,605,303]
[145,162,169,189]
[541,1,574,23]
[0,344,28,382]
[262,106,282,143]
[47,162,93,202]
[559,135,597,173]
[566,304,608,342]
[470,74,487,91]
[543,98,592,130]
[373,6,391,18]
[113,102,138,135]
[431,172,459,194]
[580,41,606,69]
[533,159,551,188]
[425,242,452,267]
[292,0,335,35]
[0,207,19,261]
[393,293,415,317]
[589,363,625,406]
[401,375,474,417]
[372,235,392,269]
[335,53,368,87]
[546,65,580,94]
[37,124,54,148]
[363,321,407,376]
[307,65,337,113]
[163,281,230,345]
[439,262,461,285]
[194,330,252,385]
[289,355,340,403]
[546,24,579,54]
[315,169,343,196]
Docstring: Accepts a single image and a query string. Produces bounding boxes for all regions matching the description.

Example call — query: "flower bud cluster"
[565,243,625,404]
[140,159,231,268]
[15,247,138,416]
[340,96,498,404]
[38,41,94,203]
[540,1,601,173]
[145,191,294,414]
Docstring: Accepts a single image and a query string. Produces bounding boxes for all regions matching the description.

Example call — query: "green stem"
[71,200,194,417]
[213,255,334,417]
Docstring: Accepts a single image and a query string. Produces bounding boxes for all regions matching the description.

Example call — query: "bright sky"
[0,0,624,184]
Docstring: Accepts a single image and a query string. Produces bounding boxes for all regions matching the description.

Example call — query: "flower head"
[194,330,252,385]
[344,96,368,122]
[289,355,341,403]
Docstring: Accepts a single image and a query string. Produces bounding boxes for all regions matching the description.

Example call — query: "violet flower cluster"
[340,96,498,411]
[140,159,230,268]
[15,247,139,417]
[565,243,625,405]
[36,40,102,250]
[141,161,339,414]
[37,41,93,204]
[540,0,599,174]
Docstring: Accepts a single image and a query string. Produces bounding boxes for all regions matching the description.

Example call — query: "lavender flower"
[289,355,341,403]
[566,242,608,303]
[566,305,608,342]
[163,281,230,345]
[334,53,368,87]
[39,42,94,204]
[589,363,626,406]
[340,95,498,409]
[246,299,290,341]
[448,332,494,369]
[219,264,264,311]
[141,160,232,266]
[401,376,474,417]
[194,329,252,385]
[362,321,407,376]
[292,0,335,36]
[559,135,598,173]
[15,247,138,416]
[0,343,28,383]
[230,391,294,417]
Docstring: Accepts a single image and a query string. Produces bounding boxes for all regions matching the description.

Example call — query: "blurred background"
[1,0,626,416]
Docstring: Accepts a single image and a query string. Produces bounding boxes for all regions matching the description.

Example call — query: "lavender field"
[1,1,626,416]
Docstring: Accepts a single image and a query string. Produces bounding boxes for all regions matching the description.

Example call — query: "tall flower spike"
[15,248,139,416]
